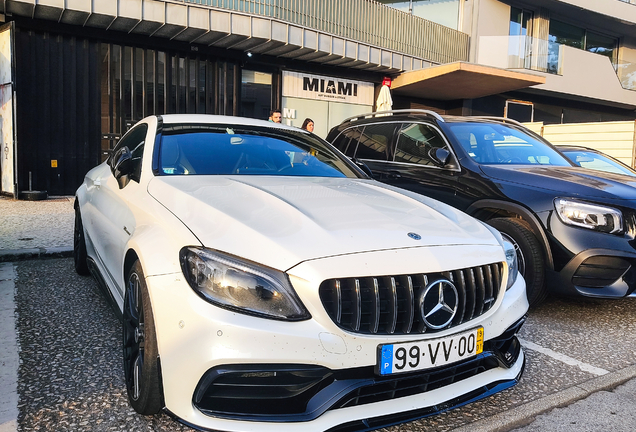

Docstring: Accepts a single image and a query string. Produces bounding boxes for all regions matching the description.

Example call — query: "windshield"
[446,122,572,166]
[158,124,362,178]
[560,149,636,177]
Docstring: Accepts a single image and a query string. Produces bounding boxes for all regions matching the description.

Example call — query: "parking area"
[5,257,636,432]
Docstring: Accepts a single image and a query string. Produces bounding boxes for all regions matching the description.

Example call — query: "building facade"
[0,0,634,196]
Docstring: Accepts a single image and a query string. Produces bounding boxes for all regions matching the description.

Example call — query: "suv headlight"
[503,238,518,290]
[554,199,623,234]
[179,247,311,321]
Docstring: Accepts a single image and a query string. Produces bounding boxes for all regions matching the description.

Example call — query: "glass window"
[352,123,396,161]
[331,130,353,157]
[111,45,121,135]
[377,0,460,30]
[100,44,111,162]
[134,48,143,120]
[145,50,155,117]
[110,124,147,183]
[178,57,186,114]
[241,70,272,120]
[158,124,362,178]
[509,7,533,68]
[198,60,206,113]
[394,123,449,166]
[561,149,636,176]
[157,52,166,114]
[586,31,617,63]
[169,55,177,113]
[123,47,133,131]
[227,63,235,115]
[549,20,585,49]
[189,58,197,113]
[548,20,617,73]
[447,123,571,166]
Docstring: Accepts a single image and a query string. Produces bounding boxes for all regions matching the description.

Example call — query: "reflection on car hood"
[148,176,499,270]
[480,165,636,201]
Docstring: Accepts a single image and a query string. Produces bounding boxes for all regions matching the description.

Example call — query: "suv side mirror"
[112,147,133,188]
[430,148,451,167]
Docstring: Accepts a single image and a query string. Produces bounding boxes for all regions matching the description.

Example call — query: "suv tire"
[488,217,547,307]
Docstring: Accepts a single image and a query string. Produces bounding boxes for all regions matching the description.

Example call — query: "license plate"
[377,327,483,375]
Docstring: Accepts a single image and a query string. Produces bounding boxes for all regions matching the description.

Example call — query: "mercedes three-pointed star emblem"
[418,279,459,330]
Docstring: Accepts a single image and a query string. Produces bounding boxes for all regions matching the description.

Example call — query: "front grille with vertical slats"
[318,263,503,335]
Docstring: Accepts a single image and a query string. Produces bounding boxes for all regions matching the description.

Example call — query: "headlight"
[503,238,518,290]
[554,199,622,234]
[179,247,311,321]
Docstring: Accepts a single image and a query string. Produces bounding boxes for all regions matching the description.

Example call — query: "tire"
[123,260,164,414]
[487,217,548,307]
[73,205,90,275]
[19,190,48,201]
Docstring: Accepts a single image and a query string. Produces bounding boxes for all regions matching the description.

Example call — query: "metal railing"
[179,0,469,64]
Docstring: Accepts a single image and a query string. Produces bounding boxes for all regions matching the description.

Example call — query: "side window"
[351,123,396,161]
[331,130,353,157]
[110,124,148,183]
[394,123,449,166]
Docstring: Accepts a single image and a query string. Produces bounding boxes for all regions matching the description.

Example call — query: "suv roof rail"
[341,109,445,124]
[470,116,526,128]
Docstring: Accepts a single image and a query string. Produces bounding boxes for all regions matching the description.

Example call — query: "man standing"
[268,109,282,123]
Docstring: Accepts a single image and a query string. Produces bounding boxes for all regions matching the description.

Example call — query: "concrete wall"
[535,45,635,108]
[549,0,636,26]
[467,0,510,64]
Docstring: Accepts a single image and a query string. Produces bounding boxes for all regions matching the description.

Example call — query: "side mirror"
[351,157,374,178]
[430,148,451,167]
[112,147,133,188]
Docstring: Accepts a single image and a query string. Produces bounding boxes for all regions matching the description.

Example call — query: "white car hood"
[147,176,499,270]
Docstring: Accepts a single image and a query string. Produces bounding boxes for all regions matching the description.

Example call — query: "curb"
[450,364,636,432]
[0,247,73,263]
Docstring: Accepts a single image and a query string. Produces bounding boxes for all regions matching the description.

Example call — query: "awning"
[391,62,546,101]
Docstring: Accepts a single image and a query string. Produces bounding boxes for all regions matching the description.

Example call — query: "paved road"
[4,257,636,432]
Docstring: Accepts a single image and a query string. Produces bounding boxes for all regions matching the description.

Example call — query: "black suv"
[327,109,636,306]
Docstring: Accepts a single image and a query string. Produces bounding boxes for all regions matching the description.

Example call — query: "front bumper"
[548,248,636,298]
[547,215,636,298]
[145,246,528,432]
[190,319,525,423]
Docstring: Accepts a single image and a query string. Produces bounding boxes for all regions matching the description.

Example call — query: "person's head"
[269,109,282,123]
[301,118,314,132]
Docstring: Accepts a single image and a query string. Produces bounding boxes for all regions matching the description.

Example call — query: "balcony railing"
[499,35,635,91]
[478,34,636,94]
[179,0,469,64]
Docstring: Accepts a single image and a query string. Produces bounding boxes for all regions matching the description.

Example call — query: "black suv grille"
[319,263,503,335]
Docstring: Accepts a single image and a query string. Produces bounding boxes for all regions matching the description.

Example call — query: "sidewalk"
[0,196,75,261]
[0,195,75,432]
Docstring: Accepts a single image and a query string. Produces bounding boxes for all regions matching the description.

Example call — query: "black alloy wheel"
[123,260,163,414]
[73,204,89,275]
[487,217,548,307]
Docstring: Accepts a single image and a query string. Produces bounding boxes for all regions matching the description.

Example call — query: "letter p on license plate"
[377,327,483,375]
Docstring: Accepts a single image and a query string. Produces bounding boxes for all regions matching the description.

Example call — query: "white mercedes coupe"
[74,114,528,432]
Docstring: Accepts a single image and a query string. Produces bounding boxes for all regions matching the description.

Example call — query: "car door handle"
[386,170,401,179]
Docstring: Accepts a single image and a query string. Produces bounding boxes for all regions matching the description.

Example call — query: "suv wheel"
[487,218,547,307]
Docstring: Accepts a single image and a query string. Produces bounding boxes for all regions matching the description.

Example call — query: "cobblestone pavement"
[15,258,191,432]
[0,197,74,251]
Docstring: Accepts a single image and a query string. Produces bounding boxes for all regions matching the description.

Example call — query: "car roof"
[555,145,599,152]
[335,109,523,129]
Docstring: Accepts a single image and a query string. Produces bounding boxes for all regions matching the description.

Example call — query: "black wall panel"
[15,28,101,196]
